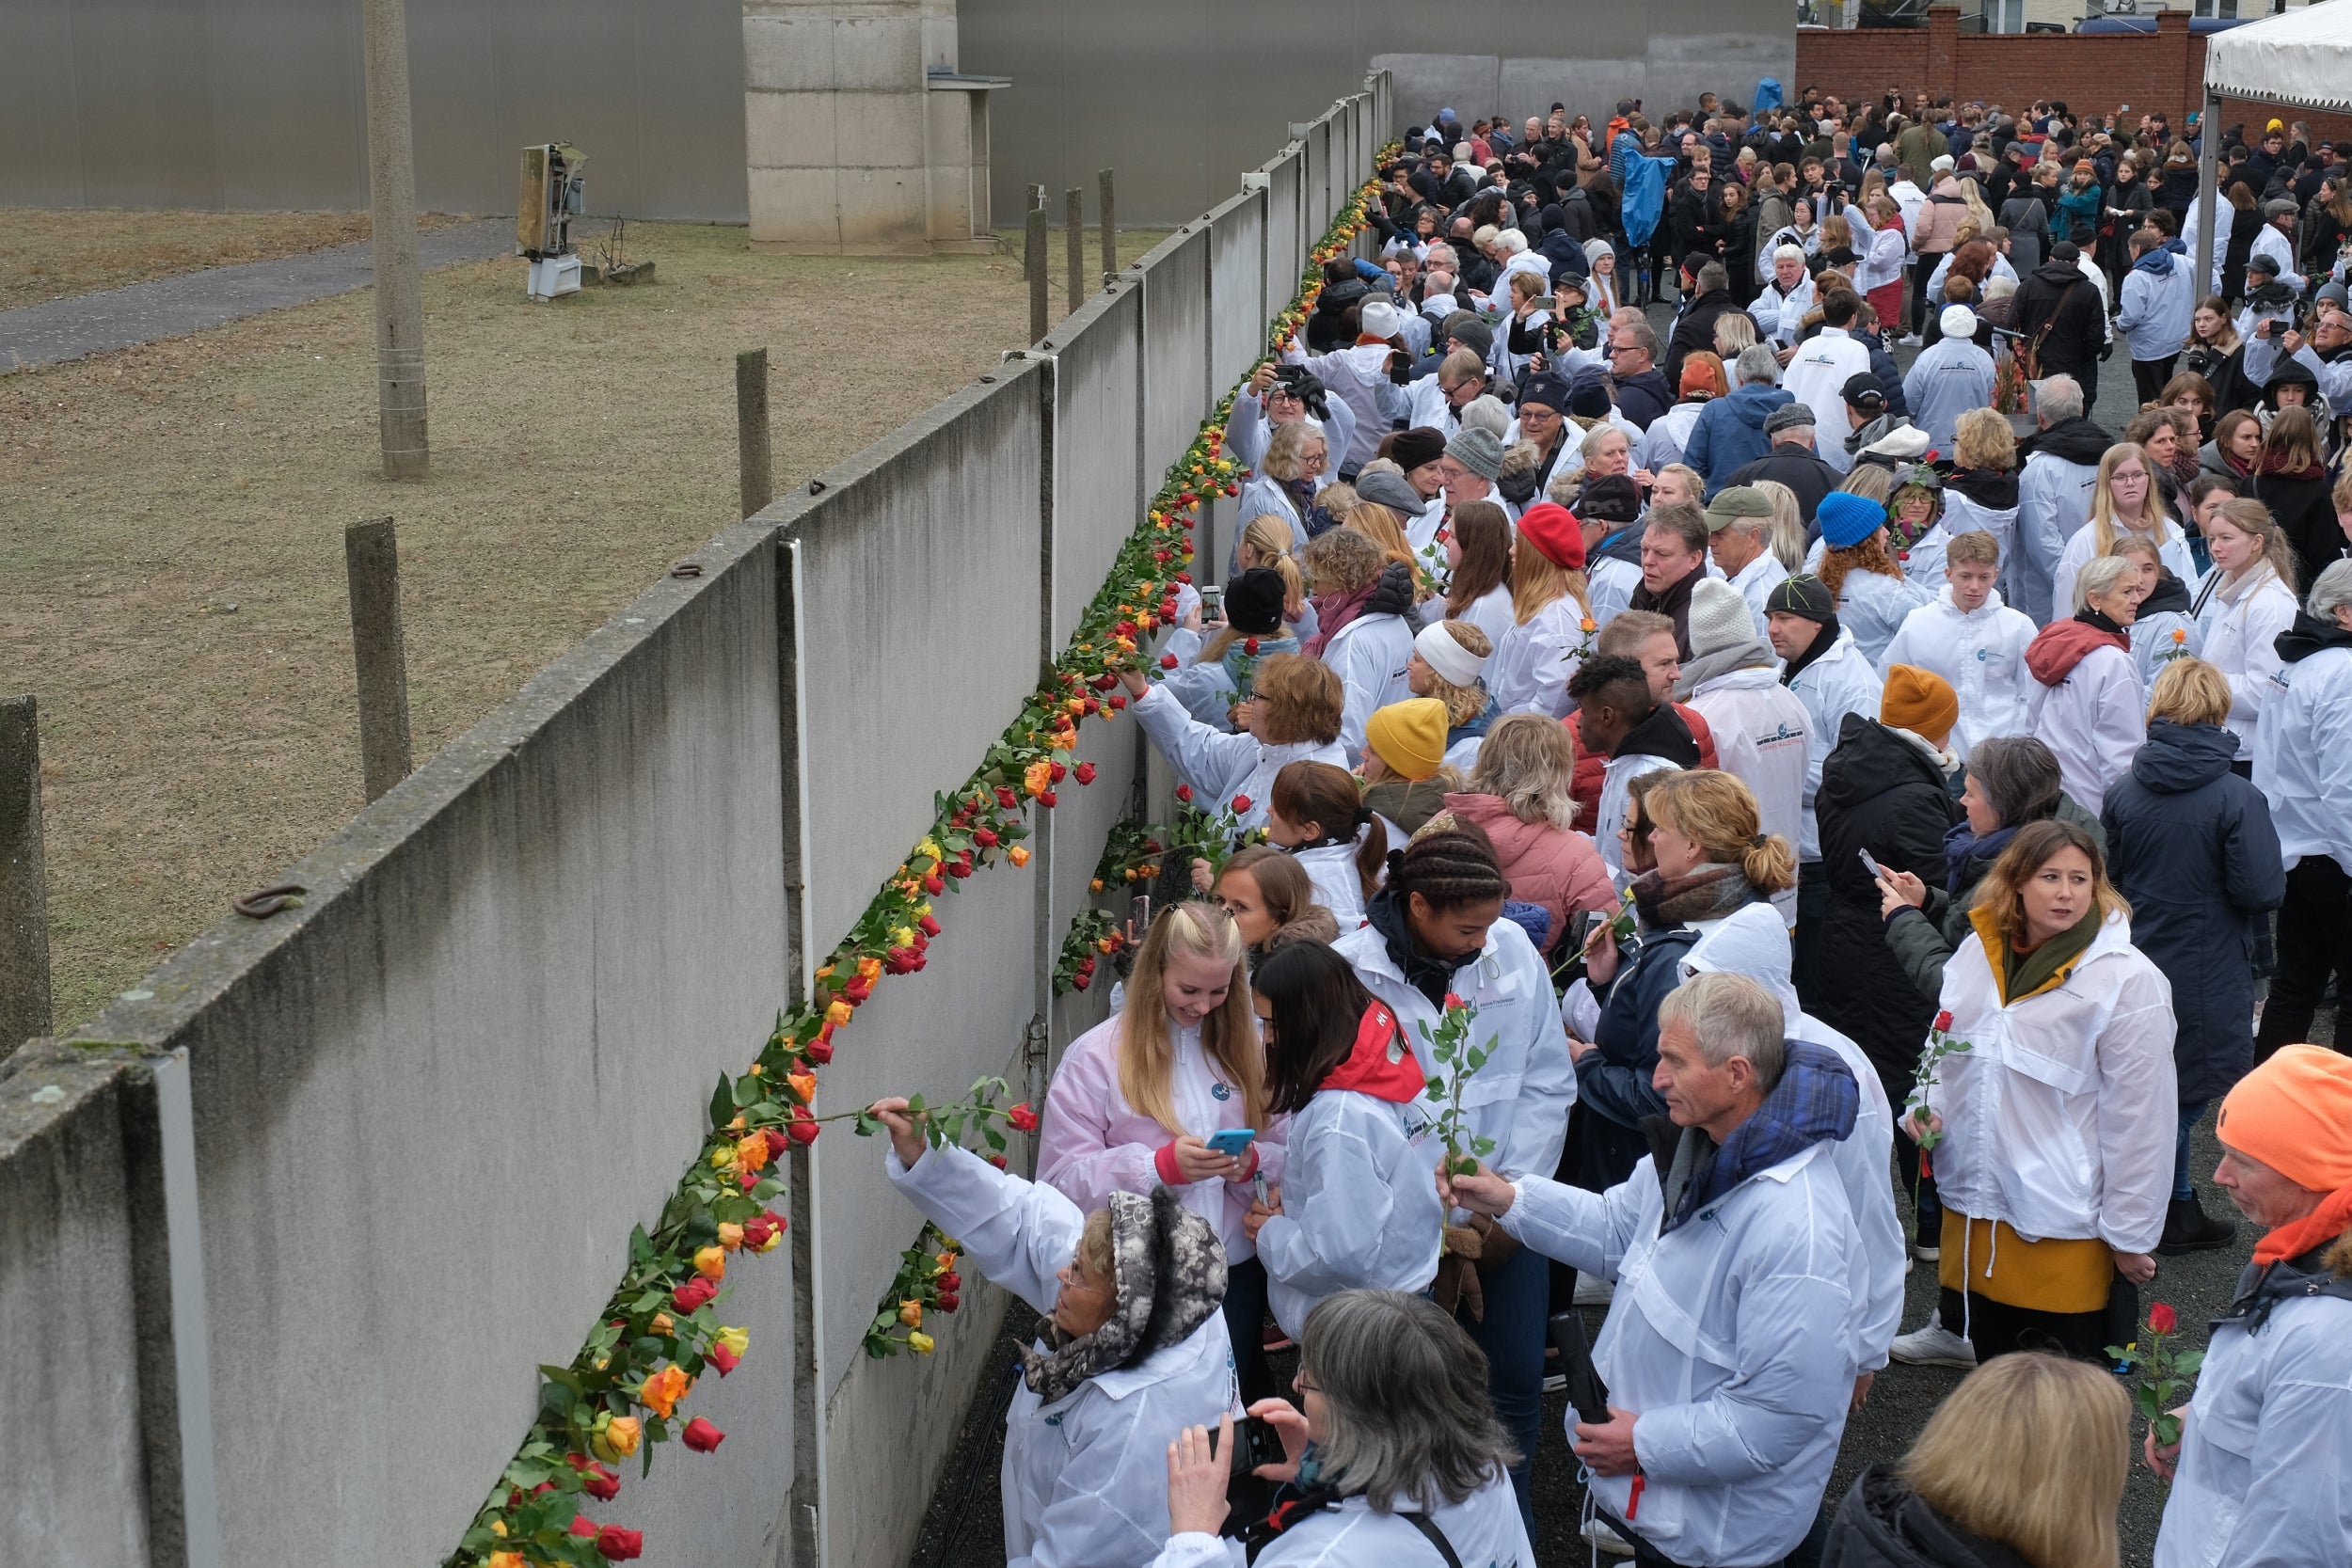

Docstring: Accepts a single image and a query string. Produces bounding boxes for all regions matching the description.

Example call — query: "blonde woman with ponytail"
[1038,899,1282,1399]
[1236,514,1314,636]
[2191,498,2302,764]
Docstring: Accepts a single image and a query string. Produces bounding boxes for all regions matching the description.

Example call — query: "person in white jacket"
[1749,245,1818,347]
[2049,443,2198,622]
[1125,654,1346,839]
[1244,942,1444,1340]
[2190,497,2302,765]
[1483,500,1594,719]
[1263,759,1378,930]
[1902,305,1996,457]
[1298,528,1417,765]
[2024,556,2150,812]
[1331,826,1570,1524]
[1701,485,1788,638]
[876,1101,1239,1568]
[1676,579,1811,926]
[1816,491,1935,663]
[2149,1045,2352,1568]
[2012,376,2109,625]
[1780,293,1878,436]
[1910,818,2176,1362]
[1277,340,1392,473]
[1880,530,2038,759]
[1152,1291,1533,1568]
[1451,972,1863,1568]
[2250,562,2352,1059]
[1227,360,1356,480]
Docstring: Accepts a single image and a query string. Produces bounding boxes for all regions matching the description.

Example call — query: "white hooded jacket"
[2026,641,2145,813]
[1152,1475,1531,1568]
[1322,610,1417,765]
[1289,842,1367,930]
[1922,909,2177,1255]
[2051,521,2198,629]
[2014,448,2102,625]
[1832,566,1935,665]
[1684,664,1812,926]
[2252,640,2352,875]
[1879,587,2038,759]
[2191,564,2298,763]
[888,1144,1241,1568]
[1256,1081,1446,1338]
[1484,592,1592,719]
[1133,683,1346,836]
[1784,629,1885,861]
[1332,914,1577,1181]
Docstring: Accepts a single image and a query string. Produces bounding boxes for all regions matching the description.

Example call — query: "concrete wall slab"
[1138,227,1213,488]
[1209,189,1267,395]
[1046,282,1146,647]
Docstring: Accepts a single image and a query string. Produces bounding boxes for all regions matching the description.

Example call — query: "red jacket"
[1567,705,1717,834]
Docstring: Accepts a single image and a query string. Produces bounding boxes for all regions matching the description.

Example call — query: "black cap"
[1223,568,1288,636]
[1765,574,1836,624]
[1519,372,1571,413]
[1579,474,1642,524]
[1842,372,1886,412]
[1568,367,1613,420]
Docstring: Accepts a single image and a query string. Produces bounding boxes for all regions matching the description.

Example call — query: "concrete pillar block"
[746,89,844,167]
[742,16,838,92]
[830,16,923,91]
[835,167,929,247]
[834,91,928,169]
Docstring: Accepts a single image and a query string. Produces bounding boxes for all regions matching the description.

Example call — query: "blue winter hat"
[1818,490,1885,550]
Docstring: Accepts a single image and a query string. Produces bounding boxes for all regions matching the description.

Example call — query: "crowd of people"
[863,88,2352,1568]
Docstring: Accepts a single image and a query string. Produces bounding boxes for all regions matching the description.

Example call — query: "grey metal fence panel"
[1138,227,1213,488]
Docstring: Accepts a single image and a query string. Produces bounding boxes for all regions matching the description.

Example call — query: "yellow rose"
[717,1223,744,1252]
[893,926,914,947]
[650,1312,675,1336]
[694,1245,726,1280]
[639,1363,692,1418]
[593,1414,643,1461]
[716,1324,750,1358]
[709,1146,735,1171]
[908,1331,935,1354]
[915,836,943,862]
[898,1299,924,1326]
[826,999,852,1026]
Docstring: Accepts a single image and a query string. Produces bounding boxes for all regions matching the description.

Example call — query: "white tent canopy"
[2204,0,2352,118]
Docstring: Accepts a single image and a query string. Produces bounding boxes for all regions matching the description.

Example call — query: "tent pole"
[2196,87,2219,302]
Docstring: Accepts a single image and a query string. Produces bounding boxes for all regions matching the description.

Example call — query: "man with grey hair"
[1608,316,1676,431]
[2250,559,2352,1056]
[2013,373,2112,625]
[1724,404,1842,525]
[1749,244,1818,347]
[1452,972,1864,1568]
[1684,344,1793,498]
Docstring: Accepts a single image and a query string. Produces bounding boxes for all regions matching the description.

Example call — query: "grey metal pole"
[2196,87,2220,311]
[345,518,414,802]
[361,0,429,480]
[737,348,774,520]
[1099,168,1117,283]
[0,695,51,1055]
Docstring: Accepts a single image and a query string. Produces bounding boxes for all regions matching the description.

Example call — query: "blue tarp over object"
[1623,156,1672,249]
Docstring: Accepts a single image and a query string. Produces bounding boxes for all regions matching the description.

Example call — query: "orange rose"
[639,1364,692,1419]
[694,1245,726,1280]
[593,1414,643,1461]
[734,1132,771,1174]
[717,1223,744,1252]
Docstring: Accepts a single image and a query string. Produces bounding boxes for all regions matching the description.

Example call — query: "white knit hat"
[1940,303,1979,340]
[1686,578,1757,661]
[1415,620,1486,686]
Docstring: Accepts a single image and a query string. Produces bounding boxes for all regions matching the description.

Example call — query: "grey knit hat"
[1764,403,1816,436]
[1445,426,1504,482]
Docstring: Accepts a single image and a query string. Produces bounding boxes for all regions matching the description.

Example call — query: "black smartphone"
[1207,1414,1288,1475]
[1548,1310,1613,1429]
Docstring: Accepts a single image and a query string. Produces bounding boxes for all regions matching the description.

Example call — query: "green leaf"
[2173,1350,2204,1377]
[710,1073,735,1130]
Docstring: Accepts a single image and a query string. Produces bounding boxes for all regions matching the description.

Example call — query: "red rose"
[1082,698,1100,716]
[1038,790,1057,807]
[596,1525,644,1560]
[1244,637,1260,655]
[805,1033,835,1065]
[1072,973,1090,990]
[1444,992,1467,1010]
[1932,1010,1954,1033]
[946,858,972,879]
[995,785,1020,810]
[940,1271,962,1291]
[974,828,999,847]
[2149,1302,2178,1335]
[986,1153,1009,1169]
[918,914,942,938]
[743,1211,784,1250]
[938,1289,961,1311]
[1049,761,1067,784]
[763,1127,791,1161]
[1175,784,1193,803]
[673,1277,716,1312]
[1176,571,1194,584]
[1231,795,1252,814]
[707,1340,739,1375]
[1106,695,1126,710]
[1090,672,1117,691]
[787,1116,818,1146]
[681,1417,725,1452]
[1007,1102,1040,1132]
[572,1513,600,1539]
[1159,653,1179,670]
[1074,762,1097,784]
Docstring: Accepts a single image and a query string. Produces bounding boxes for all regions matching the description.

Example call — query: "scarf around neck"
[1018,1186,1226,1405]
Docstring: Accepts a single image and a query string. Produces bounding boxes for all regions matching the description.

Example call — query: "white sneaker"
[1898,331,1924,346]
[1907,1239,1940,1263]
[1572,1274,1615,1307]
[1889,1320,1977,1369]
[1581,1517,1637,1558]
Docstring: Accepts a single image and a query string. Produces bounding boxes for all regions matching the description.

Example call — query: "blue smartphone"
[1206,1127,1258,1158]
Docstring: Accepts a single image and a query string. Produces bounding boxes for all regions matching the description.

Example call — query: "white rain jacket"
[1597,752,1682,879]
[2191,564,2298,763]
[1782,326,1876,438]
[1786,628,1886,862]
[1290,842,1367,930]
[1324,610,1418,767]
[1454,581,1516,653]
[2153,1269,2352,1568]
[1749,273,1817,346]
[2252,640,2352,875]
[1152,1475,1532,1568]
[1486,594,1592,720]
[1895,520,1953,598]
[1685,665,1811,927]
[2014,450,2102,625]
[1332,916,1577,1181]
[1880,588,2038,760]
[1832,567,1935,666]
[888,1144,1241,1568]
[1922,909,2177,1256]
[1676,906,1906,1373]
[1501,1138,1857,1567]
[1256,1084,1446,1338]
[1712,549,1789,640]
[2026,641,2145,813]
[1587,554,1645,631]
[1133,683,1346,836]
[1226,395,1354,481]
[1280,343,1392,471]
[2050,522,2198,627]
[1900,338,1995,456]
[1939,489,2020,590]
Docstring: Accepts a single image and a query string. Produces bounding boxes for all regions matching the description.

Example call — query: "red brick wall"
[1793,8,2352,145]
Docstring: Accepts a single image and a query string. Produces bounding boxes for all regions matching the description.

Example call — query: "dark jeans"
[1910,254,1940,333]
[1221,1257,1276,1407]
[2173,1098,2211,1202]
[2133,352,2179,403]
[2255,855,2352,1061]
[1460,1243,1548,1534]
[1896,1121,1943,1246]
[1793,860,1830,1014]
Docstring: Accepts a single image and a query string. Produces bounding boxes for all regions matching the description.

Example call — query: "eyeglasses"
[1293,1371,1322,1396]
[1608,342,1639,356]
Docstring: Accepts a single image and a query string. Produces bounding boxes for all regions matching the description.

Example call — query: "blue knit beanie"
[1818,490,1885,550]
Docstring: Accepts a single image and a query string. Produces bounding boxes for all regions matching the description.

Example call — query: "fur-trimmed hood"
[1020,1186,1227,1404]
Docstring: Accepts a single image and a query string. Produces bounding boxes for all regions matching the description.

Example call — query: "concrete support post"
[360,0,429,481]
[344,518,414,803]
[1099,168,1116,283]
[1065,188,1084,311]
[738,348,775,520]
[0,695,51,1055]
[1026,201,1049,343]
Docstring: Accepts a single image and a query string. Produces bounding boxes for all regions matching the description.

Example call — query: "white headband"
[1415,620,1486,686]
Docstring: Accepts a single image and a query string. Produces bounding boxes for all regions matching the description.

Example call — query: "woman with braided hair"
[1333,824,1574,1529]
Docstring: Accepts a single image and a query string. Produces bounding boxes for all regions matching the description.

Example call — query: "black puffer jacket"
[2012,257,2106,380]
[2101,720,2286,1105]
[1811,715,1961,1106]
[1821,1466,2041,1568]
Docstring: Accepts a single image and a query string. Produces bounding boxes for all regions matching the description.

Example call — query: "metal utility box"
[517,142,586,300]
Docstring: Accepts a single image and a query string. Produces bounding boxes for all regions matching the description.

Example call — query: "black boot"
[2158,1192,2238,1256]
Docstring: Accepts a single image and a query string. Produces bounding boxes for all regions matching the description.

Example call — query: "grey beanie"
[1764,403,1817,436]
[1445,426,1504,482]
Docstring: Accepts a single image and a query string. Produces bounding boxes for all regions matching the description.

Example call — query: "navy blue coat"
[2100,721,2286,1106]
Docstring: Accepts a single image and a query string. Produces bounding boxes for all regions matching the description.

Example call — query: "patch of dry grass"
[0,208,476,310]
[0,219,1168,1029]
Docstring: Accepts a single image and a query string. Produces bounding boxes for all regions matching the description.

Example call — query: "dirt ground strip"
[1,218,1164,1030]
[0,208,476,310]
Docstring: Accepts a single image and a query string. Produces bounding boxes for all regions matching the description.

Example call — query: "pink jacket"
[1038,1014,1288,1259]
[1440,792,1616,951]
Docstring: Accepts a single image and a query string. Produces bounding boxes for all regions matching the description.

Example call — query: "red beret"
[1517,501,1585,569]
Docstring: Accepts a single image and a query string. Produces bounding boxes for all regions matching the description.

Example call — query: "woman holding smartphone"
[1040,902,1285,1401]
